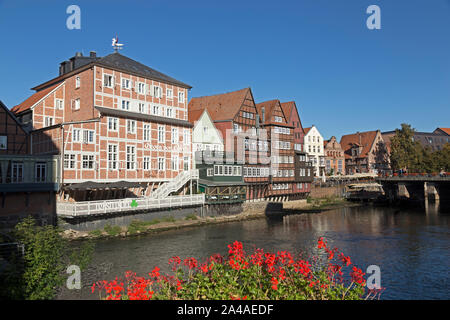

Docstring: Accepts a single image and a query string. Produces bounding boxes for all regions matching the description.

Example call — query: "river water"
[59,204,449,300]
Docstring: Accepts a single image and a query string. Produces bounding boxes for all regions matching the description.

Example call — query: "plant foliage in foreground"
[92,238,382,300]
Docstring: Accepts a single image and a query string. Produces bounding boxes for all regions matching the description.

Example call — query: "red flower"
[271,277,279,290]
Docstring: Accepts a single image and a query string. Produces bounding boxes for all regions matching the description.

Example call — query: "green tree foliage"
[390,124,449,173]
[0,216,94,300]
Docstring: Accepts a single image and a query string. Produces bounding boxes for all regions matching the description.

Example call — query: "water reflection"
[59,205,450,300]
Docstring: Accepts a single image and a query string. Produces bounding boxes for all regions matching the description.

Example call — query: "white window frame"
[143,124,151,141]
[82,154,95,170]
[108,117,118,132]
[108,144,118,170]
[178,91,185,103]
[64,154,76,169]
[157,157,165,171]
[171,127,178,144]
[137,82,146,95]
[166,88,173,99]
[121,78,131,89]
[44,116,54,127]
[75,76,81,89]
[127,120,136,134]
[126,145,136,170]
[103,74,114,88]
[72,129,81,142]
[158,125,165,143]
[143,156,151,170]
[55,98,64,110]
[35,162,46,183]
[121,100,130,111]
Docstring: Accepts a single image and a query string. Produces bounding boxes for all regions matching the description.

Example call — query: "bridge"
[376,175,450,205]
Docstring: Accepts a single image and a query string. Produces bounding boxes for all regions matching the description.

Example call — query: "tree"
[389,124,422,172]
[0,216,94,300]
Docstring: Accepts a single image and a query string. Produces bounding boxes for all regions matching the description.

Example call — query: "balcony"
[57,193,205,217]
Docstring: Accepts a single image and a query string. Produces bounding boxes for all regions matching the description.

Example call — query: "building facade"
[256,99,296,200]
[12,51,198,208]
[189,88,270,201]
[280,101,313,198]
[341,130,389,175]
[0,101,59,229]
[303,125,326,178]
[324,136,345,175]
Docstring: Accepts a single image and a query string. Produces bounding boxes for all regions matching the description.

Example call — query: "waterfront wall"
[309,185,345,198]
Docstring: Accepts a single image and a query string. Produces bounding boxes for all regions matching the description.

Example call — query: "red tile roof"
[255,99,284,125]
[436,128,450,136]
[303,127,311,135]
[11,82,62,115]
[188,88,251,122]
[340,130,379,159]
[188,109,205,124]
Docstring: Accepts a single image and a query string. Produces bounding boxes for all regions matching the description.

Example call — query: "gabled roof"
[188,88,251,122]
[435,128,450,136]
[255,99,287,125]
[188,109,206,124]
[340,130,379,159]
[95,53,191,89]
[0,100,29,134]
[11,82,63,115]
[303,127,311,135]
[281,101,305,132]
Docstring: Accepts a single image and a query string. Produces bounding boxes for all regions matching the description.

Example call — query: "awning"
[63,181,149,190]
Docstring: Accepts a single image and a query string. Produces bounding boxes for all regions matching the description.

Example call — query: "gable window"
[44,117,54,127]
[82,155,95,169]
[122,78,131,89]
[55,99,64,110]
[64,154,76,169]
[35,162,46,182]
[178,91,185,103]
[103,74,114,88]
[73,98,80,110]
[274,116,283,123]
[108,117,118,131]
[75,76,81,89]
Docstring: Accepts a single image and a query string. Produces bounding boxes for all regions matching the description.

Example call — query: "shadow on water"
[59,203,450,300]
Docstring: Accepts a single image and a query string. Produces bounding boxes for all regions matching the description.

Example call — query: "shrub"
[88,229,103,237]
[0,216,94,300]
[91,238,382,300]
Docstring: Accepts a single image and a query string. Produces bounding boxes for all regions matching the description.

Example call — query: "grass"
[103,224,122,236]
[88,229,103,237]
[185,214,198,221]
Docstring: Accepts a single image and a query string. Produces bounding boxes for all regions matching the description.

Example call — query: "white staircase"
[150,170,199,199]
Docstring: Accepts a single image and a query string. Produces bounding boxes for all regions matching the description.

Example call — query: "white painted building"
[189,109,224,168]
[303,125,326,178]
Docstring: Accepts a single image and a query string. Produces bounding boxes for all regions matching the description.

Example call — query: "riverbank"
[62,197,359,241]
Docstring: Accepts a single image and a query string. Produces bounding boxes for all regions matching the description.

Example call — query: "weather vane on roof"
[112,35,124,52]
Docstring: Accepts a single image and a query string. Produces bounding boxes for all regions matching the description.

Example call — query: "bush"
[184,214,198,221]
[88,229,103,237]
[0,216,94,300]
[92,238,382,300]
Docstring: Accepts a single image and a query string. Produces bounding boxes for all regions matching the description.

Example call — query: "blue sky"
[0,0,449,139]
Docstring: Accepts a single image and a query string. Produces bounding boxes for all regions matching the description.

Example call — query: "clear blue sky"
[0,0,449,139]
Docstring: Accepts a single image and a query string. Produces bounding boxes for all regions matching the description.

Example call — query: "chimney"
[90,51,97,58]
[75,52,83,57]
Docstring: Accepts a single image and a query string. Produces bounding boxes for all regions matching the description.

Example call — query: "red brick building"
[256,99,296,200]
[188,88,270,200]
[280,101,313,197]
[12,51,194,203]
[324,136,345,175]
